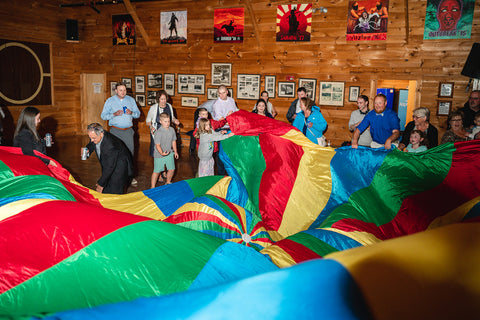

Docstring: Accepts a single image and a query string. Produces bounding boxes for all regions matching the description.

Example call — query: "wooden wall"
[1,0,479,145]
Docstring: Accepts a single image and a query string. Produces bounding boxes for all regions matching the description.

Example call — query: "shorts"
[153,153,175,172]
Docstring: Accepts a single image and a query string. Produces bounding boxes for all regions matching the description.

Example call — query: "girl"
[405,129,427,153]
[252,99,273,118]
[13,106,56,167]
[292,97,327,145]
[195,118,233,177]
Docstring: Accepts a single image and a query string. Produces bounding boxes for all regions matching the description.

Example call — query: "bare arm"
[385,130,400,150]
[351,128,361,149]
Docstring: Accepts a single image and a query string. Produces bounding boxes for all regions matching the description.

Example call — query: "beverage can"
[123,106,127,114]
[81,147,89,160]
[45,133,52,147]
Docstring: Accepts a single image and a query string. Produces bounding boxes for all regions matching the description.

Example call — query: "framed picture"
[164,73,175,96]
[147,90,157,105]
[319,81,345,106]
[438,82,454,98]
[437,100,452,116]
[109,81,117,96]
[349,86,360,102]
[278,81,296,98]
[264,75,276,98]
[147,73,163,88]
[121,77,132,89]
[207,88,218,99]
[181,96,199,107]
[178,74,205,94]
[135,94,145,107]
[237,74,261,100]
[134,75,145,93]
[211,63,232,86]
[299,78,317,101]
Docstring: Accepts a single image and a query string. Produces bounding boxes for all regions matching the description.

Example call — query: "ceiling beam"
[244,0,260,48]
[123,0,152,47]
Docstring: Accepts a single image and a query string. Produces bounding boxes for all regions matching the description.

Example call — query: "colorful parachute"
[1,110,479,319]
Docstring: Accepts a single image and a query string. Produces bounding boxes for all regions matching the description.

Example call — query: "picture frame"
[319,81,345,106]
[211,63,232,86]
[278,81,296,98]
[147,90,157,106]
[181,96,199,107]
[264,75,276,98]
[109,81,117,96]
[349,86,360,102]
[178,74,205,95]
[134,75,145,93]
[121,77,132,89]
[438,82,454,98]
[207,88,218,100]
[299,78,317,101]
[164,73,175,97]
[147,73,163,88]
[437,100,452,116]
[135,94,145,107]
[237,74,261,100]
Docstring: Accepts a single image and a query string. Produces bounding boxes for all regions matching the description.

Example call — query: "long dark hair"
[14,106,40,140]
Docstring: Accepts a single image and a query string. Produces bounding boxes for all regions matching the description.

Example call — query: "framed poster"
[349,86,360,102]
[135,94,145,107]
[110,81,117,96]
[121,77,132,89]
[147,74,162,88]
[437,100,452,116]
[207,88,218,100]
[164,73,175,96]
[278,81,296,98]
[214,7,244,43]
[438,82,454,98]
[299,78,317,101]
[113,14,136,45]
[181,96,199,107]
[147,90,157,105]
[178,74,205,94]
[264,75,276,98]
[211,63,232,86]
[319,81,345,106]
[276,4,312,41]
[424,0,474,40]
[161,10,187,44]
[134,75,145,93]
[237,74,261,100]
[346,0,389,41]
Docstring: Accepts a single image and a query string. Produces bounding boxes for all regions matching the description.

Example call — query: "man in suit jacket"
[286,87,307,123]
[85,123,133,194]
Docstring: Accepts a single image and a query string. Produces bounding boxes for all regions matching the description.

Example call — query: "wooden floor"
[50,135,198,193]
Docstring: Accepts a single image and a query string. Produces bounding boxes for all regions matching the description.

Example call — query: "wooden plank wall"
[1,0,479,146]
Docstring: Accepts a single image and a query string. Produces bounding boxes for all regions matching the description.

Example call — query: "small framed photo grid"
[178,74,205,95]
[437,100,452,116]
[211,63,232,86]
[164,73,175,97]
[237,74,261,100]
[181,96,199,107]
[134,75,145,93]
[349,86,360,102]
[147,90,157,106]
[264,75,276,98]
[319,81,345,106]
[148,74,163,88]
[438,82,454,98]
[299,78,317,101]
[278,81,296,98]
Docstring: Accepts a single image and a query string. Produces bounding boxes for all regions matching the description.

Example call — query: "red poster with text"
[276,4,312,42]
[214,8,244,43]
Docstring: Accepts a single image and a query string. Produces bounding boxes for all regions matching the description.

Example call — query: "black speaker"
[461,43,480,78]
[66,19,79,41]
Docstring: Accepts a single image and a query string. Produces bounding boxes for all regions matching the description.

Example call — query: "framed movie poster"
[214,7,244,43]
[319,81,345,106]
[134,76,145,93]
[438,82,454,98]
[164,73,175,96]
[349,86,360,102]
[265,75,276,98]
[161,10,187,44]
[346,0,389,41]
[278,81,296,98]
[276,3,312,41]
[211,63,232,86]
[147,74,162,88]
[135,94,145,107]
[178,74,205,94]
[112,14,136,45]
[424,0,474,40]
[299,78,317,101]
[237,74,260,100]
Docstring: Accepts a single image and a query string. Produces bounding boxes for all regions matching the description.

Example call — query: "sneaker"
[131,178,138,187]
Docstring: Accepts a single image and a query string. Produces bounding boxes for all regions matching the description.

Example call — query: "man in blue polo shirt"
[352,93,400,150]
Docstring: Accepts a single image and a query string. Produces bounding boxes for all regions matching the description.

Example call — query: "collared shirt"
[357,109,400,144]
[212,97,238,120]
[101,95,140,128]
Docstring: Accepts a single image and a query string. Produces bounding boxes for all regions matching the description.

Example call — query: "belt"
[111,126,132,131]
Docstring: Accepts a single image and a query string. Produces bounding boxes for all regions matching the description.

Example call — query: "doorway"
[80,73,107,133]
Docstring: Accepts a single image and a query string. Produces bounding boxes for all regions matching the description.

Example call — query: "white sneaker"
[131,178,138,187]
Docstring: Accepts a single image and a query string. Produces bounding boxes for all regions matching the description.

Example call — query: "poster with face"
[346,0,389,41]
[423,0,474,40]
[276,4,312,41]
[112,15,136,45]
[213,8,244,43]
[161,11,187,44]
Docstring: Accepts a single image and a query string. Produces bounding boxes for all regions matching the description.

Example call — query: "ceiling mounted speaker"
[461,43,480,79]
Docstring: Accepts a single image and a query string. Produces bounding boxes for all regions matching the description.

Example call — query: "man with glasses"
[459,90,480,129]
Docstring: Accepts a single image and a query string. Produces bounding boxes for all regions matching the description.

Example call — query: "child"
[405,129,427,153]
[468,113,480,140]
[195,118,233,177]
[151,113,178,188]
